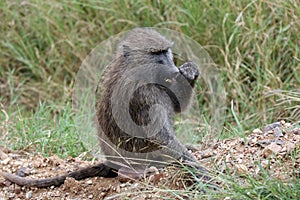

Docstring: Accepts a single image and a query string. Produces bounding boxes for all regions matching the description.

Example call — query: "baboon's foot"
[117,166,158,182]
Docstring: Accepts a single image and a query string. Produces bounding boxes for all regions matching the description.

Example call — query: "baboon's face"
[147,48,179,74]
[150,48,174,66]
[123,45,180,78]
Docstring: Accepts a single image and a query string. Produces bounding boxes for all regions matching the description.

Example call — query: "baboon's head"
[117,28,178,73]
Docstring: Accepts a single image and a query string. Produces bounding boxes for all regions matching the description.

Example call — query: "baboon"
[1,28,210,188]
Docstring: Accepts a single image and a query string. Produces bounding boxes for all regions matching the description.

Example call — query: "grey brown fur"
[1,28,209,188]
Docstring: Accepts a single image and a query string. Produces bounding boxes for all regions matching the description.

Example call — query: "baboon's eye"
[151,49,168,55]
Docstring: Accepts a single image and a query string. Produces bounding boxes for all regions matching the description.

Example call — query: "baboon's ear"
[123,45,131,57]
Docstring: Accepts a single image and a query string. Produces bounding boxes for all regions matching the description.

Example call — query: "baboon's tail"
[1,162,117,188]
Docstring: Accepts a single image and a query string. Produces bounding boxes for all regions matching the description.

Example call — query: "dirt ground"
[0,121,299,199]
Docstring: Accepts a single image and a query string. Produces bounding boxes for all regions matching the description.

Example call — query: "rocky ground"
[0,121,299,199]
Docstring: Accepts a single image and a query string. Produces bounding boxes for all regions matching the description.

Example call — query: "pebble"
[253,128,263,134]
[235,163,247,173]
[120,183,126,188]
[1,157,11,165]
[86,180,93,185]
[130,183,139,189]
[274,127,283,137]
[100,192,106,196]
[292,128,300,135]
[263,122,280,133]
[286,142,296,153]
[284,123,292,128]
[0,150,8,160]
[26,191,32,199]
[264,143,282,157]
[261,160,269,168]
[8,193,16,199]
[14,185,21,194]
[116,185,121,193]
[200,148,214,158]
[147,166,159,174]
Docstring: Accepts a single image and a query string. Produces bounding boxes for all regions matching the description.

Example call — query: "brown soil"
[0,121,299,199]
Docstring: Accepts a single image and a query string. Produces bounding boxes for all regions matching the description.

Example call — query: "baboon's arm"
[167,62,199,112]
[149,116,211,181]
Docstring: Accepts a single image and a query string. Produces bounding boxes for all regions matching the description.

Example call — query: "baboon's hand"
[178,62,199,86]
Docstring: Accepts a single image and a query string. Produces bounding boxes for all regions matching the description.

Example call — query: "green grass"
[1,0,299,125]
[0,0,299,198]
[218,174,300,199]
[0,101,86,158]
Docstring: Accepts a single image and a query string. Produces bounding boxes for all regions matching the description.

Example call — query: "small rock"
[8,193,16,199]
[130,182,139,190]
[33,160,42,168]
[201,148,214,158]
[249,136,258,145]
[116,185,121,193]
[264,143,282,157]
[17,193,25,199]
[0,149,8,160]
[26,191,33,199]
[263,122,280,133]
[9,153,21,159]
[280,146,287,152]
[146,166,158,174]
[261,160,269,168]
[284,123,292,128]
[86,180,93,185]
[286,142,296,153]
[14,185,21,194]
[235,164,248,174]
[100,192,106,197]
[293,135,300,142]
[8,183,15,192]
[258,139,284,147]
[13,161,23,166]
[120,183,126,188]
[292,128,300,135]
[278,174,288,181]
[150,172,164,182]
[253,128,263,134]
[88,194,93,199]
[1,157,11,165]
[51,191,61,197]
[274,127,283,137]
[0,179,10,187]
